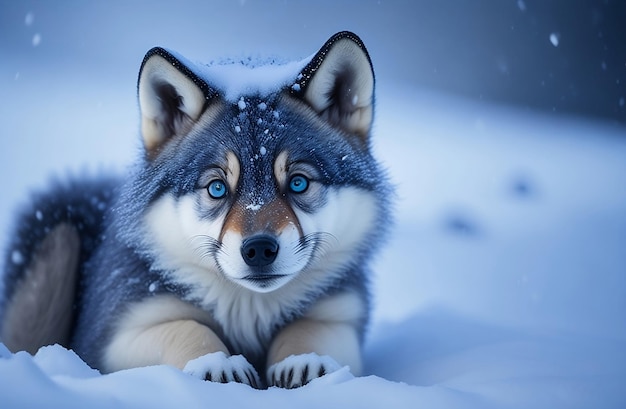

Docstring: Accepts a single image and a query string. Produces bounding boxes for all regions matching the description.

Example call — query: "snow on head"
[237,97,247,110]
[195,55,313,103]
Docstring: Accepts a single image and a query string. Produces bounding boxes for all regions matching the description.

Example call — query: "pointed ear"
[292,31,375,141]
[138,47,218,154]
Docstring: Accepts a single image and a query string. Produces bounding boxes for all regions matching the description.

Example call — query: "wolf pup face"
[130,32,382,295]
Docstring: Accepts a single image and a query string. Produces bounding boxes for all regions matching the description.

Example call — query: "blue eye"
[289,175,309,193]
[207,180,228,199]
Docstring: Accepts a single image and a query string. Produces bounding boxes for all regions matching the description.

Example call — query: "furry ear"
[292,32,375,140]
[138,47,217,154]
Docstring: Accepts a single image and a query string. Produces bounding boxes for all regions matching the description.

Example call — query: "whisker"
[295,232,337,261]
[190,235,223,262]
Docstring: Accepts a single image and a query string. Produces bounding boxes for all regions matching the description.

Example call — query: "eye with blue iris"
[289,174,309,193]
[207,179,228,199]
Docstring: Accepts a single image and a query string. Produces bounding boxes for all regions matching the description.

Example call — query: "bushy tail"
[0,175,119,353]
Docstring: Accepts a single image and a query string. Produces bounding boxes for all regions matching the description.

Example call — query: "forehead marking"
[273,150,289,188]
[226,151,240,192]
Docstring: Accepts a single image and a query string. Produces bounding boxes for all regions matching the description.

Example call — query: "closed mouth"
[242,274,287,283]
[240,274,291,289]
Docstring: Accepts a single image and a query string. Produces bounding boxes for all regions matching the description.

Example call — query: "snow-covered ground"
[1,3,626,408]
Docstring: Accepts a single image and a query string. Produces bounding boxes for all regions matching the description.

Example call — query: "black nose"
[241,235,279,267]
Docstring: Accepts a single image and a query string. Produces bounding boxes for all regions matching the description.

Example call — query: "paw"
[183,351,260,388]
[267,353,341,389]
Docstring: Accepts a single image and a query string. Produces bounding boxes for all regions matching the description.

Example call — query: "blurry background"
[1,0,625,126]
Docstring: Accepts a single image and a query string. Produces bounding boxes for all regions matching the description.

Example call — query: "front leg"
[267,291,365,388]
[102,295,259,387]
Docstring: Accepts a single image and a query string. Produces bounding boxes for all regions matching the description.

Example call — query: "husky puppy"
[0,31,391,389]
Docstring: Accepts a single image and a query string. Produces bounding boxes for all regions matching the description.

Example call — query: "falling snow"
[24,12,34,26]
[11,250,24,265]
[549,32,559,47]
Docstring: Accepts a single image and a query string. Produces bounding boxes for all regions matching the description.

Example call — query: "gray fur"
[1,224,79,353]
